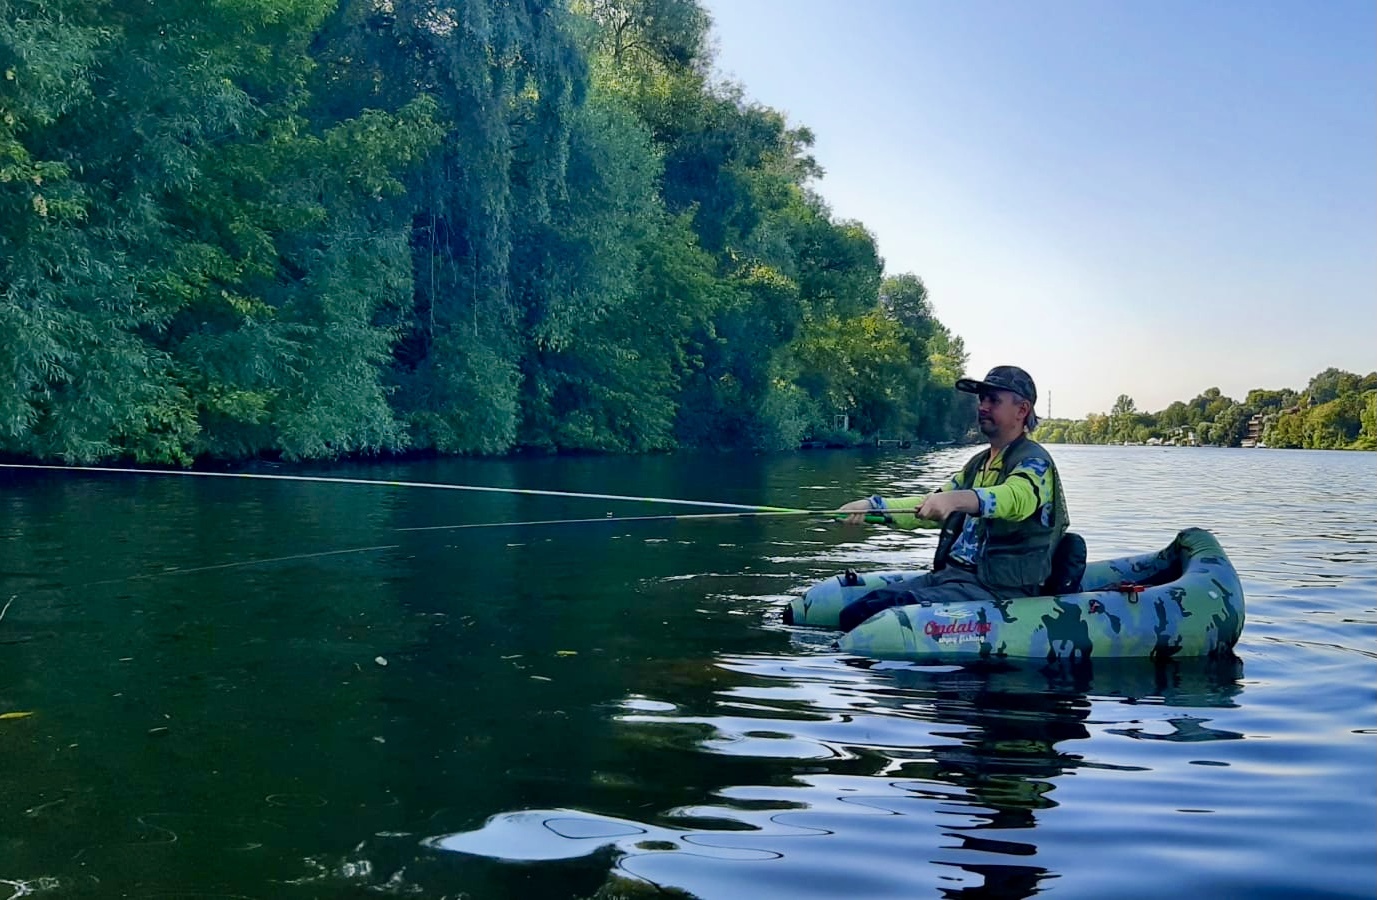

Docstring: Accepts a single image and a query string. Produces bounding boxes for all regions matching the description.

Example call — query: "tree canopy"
[1,0,973,462]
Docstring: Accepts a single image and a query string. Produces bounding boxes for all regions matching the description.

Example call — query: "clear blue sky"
[699,0,1376,418]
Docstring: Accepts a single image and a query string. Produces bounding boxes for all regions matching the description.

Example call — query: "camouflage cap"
[955,366,1037,406]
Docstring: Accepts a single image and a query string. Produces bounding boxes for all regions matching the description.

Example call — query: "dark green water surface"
[1,446,1373,898]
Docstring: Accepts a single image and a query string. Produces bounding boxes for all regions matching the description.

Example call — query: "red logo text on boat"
[924,620,992,639]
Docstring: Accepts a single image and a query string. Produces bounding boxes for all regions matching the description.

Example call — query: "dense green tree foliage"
[1037,368,1376,451]
[1,0,972,462]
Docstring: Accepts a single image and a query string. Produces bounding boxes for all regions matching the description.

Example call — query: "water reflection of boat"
[877,653,1247,713]
[788,528,1245,665]
[856,655,1246,894]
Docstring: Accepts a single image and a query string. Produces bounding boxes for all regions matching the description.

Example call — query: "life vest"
[952,435,1069,599]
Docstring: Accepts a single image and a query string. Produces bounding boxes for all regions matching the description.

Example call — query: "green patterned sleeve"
[974,456,1053,522]
[869,472,961,530]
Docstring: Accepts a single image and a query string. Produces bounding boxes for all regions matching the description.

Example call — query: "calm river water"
[1,445,1373,899]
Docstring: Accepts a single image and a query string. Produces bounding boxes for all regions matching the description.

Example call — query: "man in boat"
[835,365,1080,632]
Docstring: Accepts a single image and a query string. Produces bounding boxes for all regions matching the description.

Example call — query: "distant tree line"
[1,0,970,464]
[1037,368,1377,450]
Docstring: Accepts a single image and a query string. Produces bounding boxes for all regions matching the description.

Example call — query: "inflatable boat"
[785,528,1244,665]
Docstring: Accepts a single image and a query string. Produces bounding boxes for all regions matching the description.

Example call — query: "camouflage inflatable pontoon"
[786,528,1244,665]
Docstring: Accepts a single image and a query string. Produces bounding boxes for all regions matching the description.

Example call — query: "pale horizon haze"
[699,0,1376,418]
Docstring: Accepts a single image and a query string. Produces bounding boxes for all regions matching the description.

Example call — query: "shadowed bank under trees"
[0,0,973,464]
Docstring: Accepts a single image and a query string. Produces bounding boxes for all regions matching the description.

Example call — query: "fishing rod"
[0,465,907,616]
[0,463,913,536]
[5,510,886,601]
[395,508,897,532]
[0,463,799,514]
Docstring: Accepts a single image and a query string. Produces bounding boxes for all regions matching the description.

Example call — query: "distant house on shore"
[1166,426,1198,447]
[1244,410,1284,448]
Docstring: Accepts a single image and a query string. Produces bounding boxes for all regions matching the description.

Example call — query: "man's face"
[977,389,1029,438]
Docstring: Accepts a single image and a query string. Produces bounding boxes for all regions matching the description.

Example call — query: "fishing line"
[0,464,888,605]
[74,543,405,589]
[0,463,793,513]
[0,545,405,617]
[397,508,835,532]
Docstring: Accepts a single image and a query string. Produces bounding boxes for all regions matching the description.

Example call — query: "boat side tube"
[794,529,1245,664]
[784,569,920,628]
